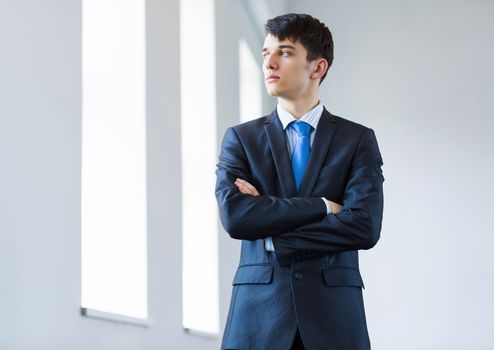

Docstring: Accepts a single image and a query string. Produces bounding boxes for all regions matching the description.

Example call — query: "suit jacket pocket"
[322,267,365,289]
[232,264,274,285]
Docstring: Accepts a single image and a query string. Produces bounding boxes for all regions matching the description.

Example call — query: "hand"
[235,178,261,196]
[329,201,343,214]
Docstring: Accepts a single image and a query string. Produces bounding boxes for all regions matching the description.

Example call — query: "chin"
[265,87,280,97]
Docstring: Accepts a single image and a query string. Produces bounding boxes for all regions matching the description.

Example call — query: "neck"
[278,96,320,119]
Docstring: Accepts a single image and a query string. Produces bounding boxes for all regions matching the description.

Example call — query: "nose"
[264,53,278,71]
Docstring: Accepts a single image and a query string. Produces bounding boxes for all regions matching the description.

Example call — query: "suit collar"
[298,108,337,196]
[264,109,296,197]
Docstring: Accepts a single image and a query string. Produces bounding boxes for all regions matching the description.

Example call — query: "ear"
[310,58,329,80]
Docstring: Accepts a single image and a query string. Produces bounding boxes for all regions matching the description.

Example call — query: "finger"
[242,182,256,192]
[236,178,258,194]
[236,178,250,186]
[234,180,248,190]
[236,178,260,196]
[235,178,247,188]
[330,201,343,213]
[236,182,254,195]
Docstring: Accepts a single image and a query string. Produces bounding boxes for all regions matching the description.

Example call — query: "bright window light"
[239,39,262,123]
[180,0,219,334]
[81,0,147,319]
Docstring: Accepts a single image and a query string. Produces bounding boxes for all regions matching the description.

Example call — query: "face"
[262,34,319,100]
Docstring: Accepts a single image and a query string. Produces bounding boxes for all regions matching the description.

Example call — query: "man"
[215,13,384,350]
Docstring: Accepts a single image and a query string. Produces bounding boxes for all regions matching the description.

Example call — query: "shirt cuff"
[321,197,332,215]
[265,236,275,251]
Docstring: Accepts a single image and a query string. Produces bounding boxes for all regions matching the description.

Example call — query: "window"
[81,0,148,321]
[180,0,219,334]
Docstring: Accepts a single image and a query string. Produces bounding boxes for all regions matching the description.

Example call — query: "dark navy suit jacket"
[215,108,384,350]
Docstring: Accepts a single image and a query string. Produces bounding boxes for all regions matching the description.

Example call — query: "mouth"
[266,75,280,83]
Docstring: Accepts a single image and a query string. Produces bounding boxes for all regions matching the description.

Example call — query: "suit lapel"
[298,108,338,197]
[264,110,297,197]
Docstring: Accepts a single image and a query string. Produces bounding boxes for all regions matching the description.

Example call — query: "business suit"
[215,107,384,350]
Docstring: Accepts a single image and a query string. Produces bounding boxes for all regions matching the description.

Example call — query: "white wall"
[0,0,87,348]
[284,0,494,348]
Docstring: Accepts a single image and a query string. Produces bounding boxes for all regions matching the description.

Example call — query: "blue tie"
[291,121,312,192]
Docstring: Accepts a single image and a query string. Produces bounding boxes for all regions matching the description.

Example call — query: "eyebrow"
[262,45,297,53]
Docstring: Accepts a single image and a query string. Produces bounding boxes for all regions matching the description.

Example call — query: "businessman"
[215,13,384,350]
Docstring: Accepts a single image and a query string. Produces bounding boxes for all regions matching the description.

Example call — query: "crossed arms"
[215,127,384,264]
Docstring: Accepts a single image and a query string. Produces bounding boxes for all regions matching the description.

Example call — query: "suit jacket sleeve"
[273,128,384,265]
[215,127,327,240]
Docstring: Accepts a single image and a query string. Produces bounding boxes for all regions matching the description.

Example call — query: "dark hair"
[264,13,334,83]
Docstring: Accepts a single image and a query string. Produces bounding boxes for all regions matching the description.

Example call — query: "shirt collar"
[277,102,324,130]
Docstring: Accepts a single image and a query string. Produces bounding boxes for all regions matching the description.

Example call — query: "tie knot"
[291,121,312,137]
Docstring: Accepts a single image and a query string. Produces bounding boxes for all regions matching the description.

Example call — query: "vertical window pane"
[180,0,219,334]
[239,39,262,123]
[81,0,147,319]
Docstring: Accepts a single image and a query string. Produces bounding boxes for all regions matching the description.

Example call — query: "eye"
[280,51,290,57]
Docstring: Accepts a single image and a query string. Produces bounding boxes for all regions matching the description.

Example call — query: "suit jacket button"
[294,272,304,280]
